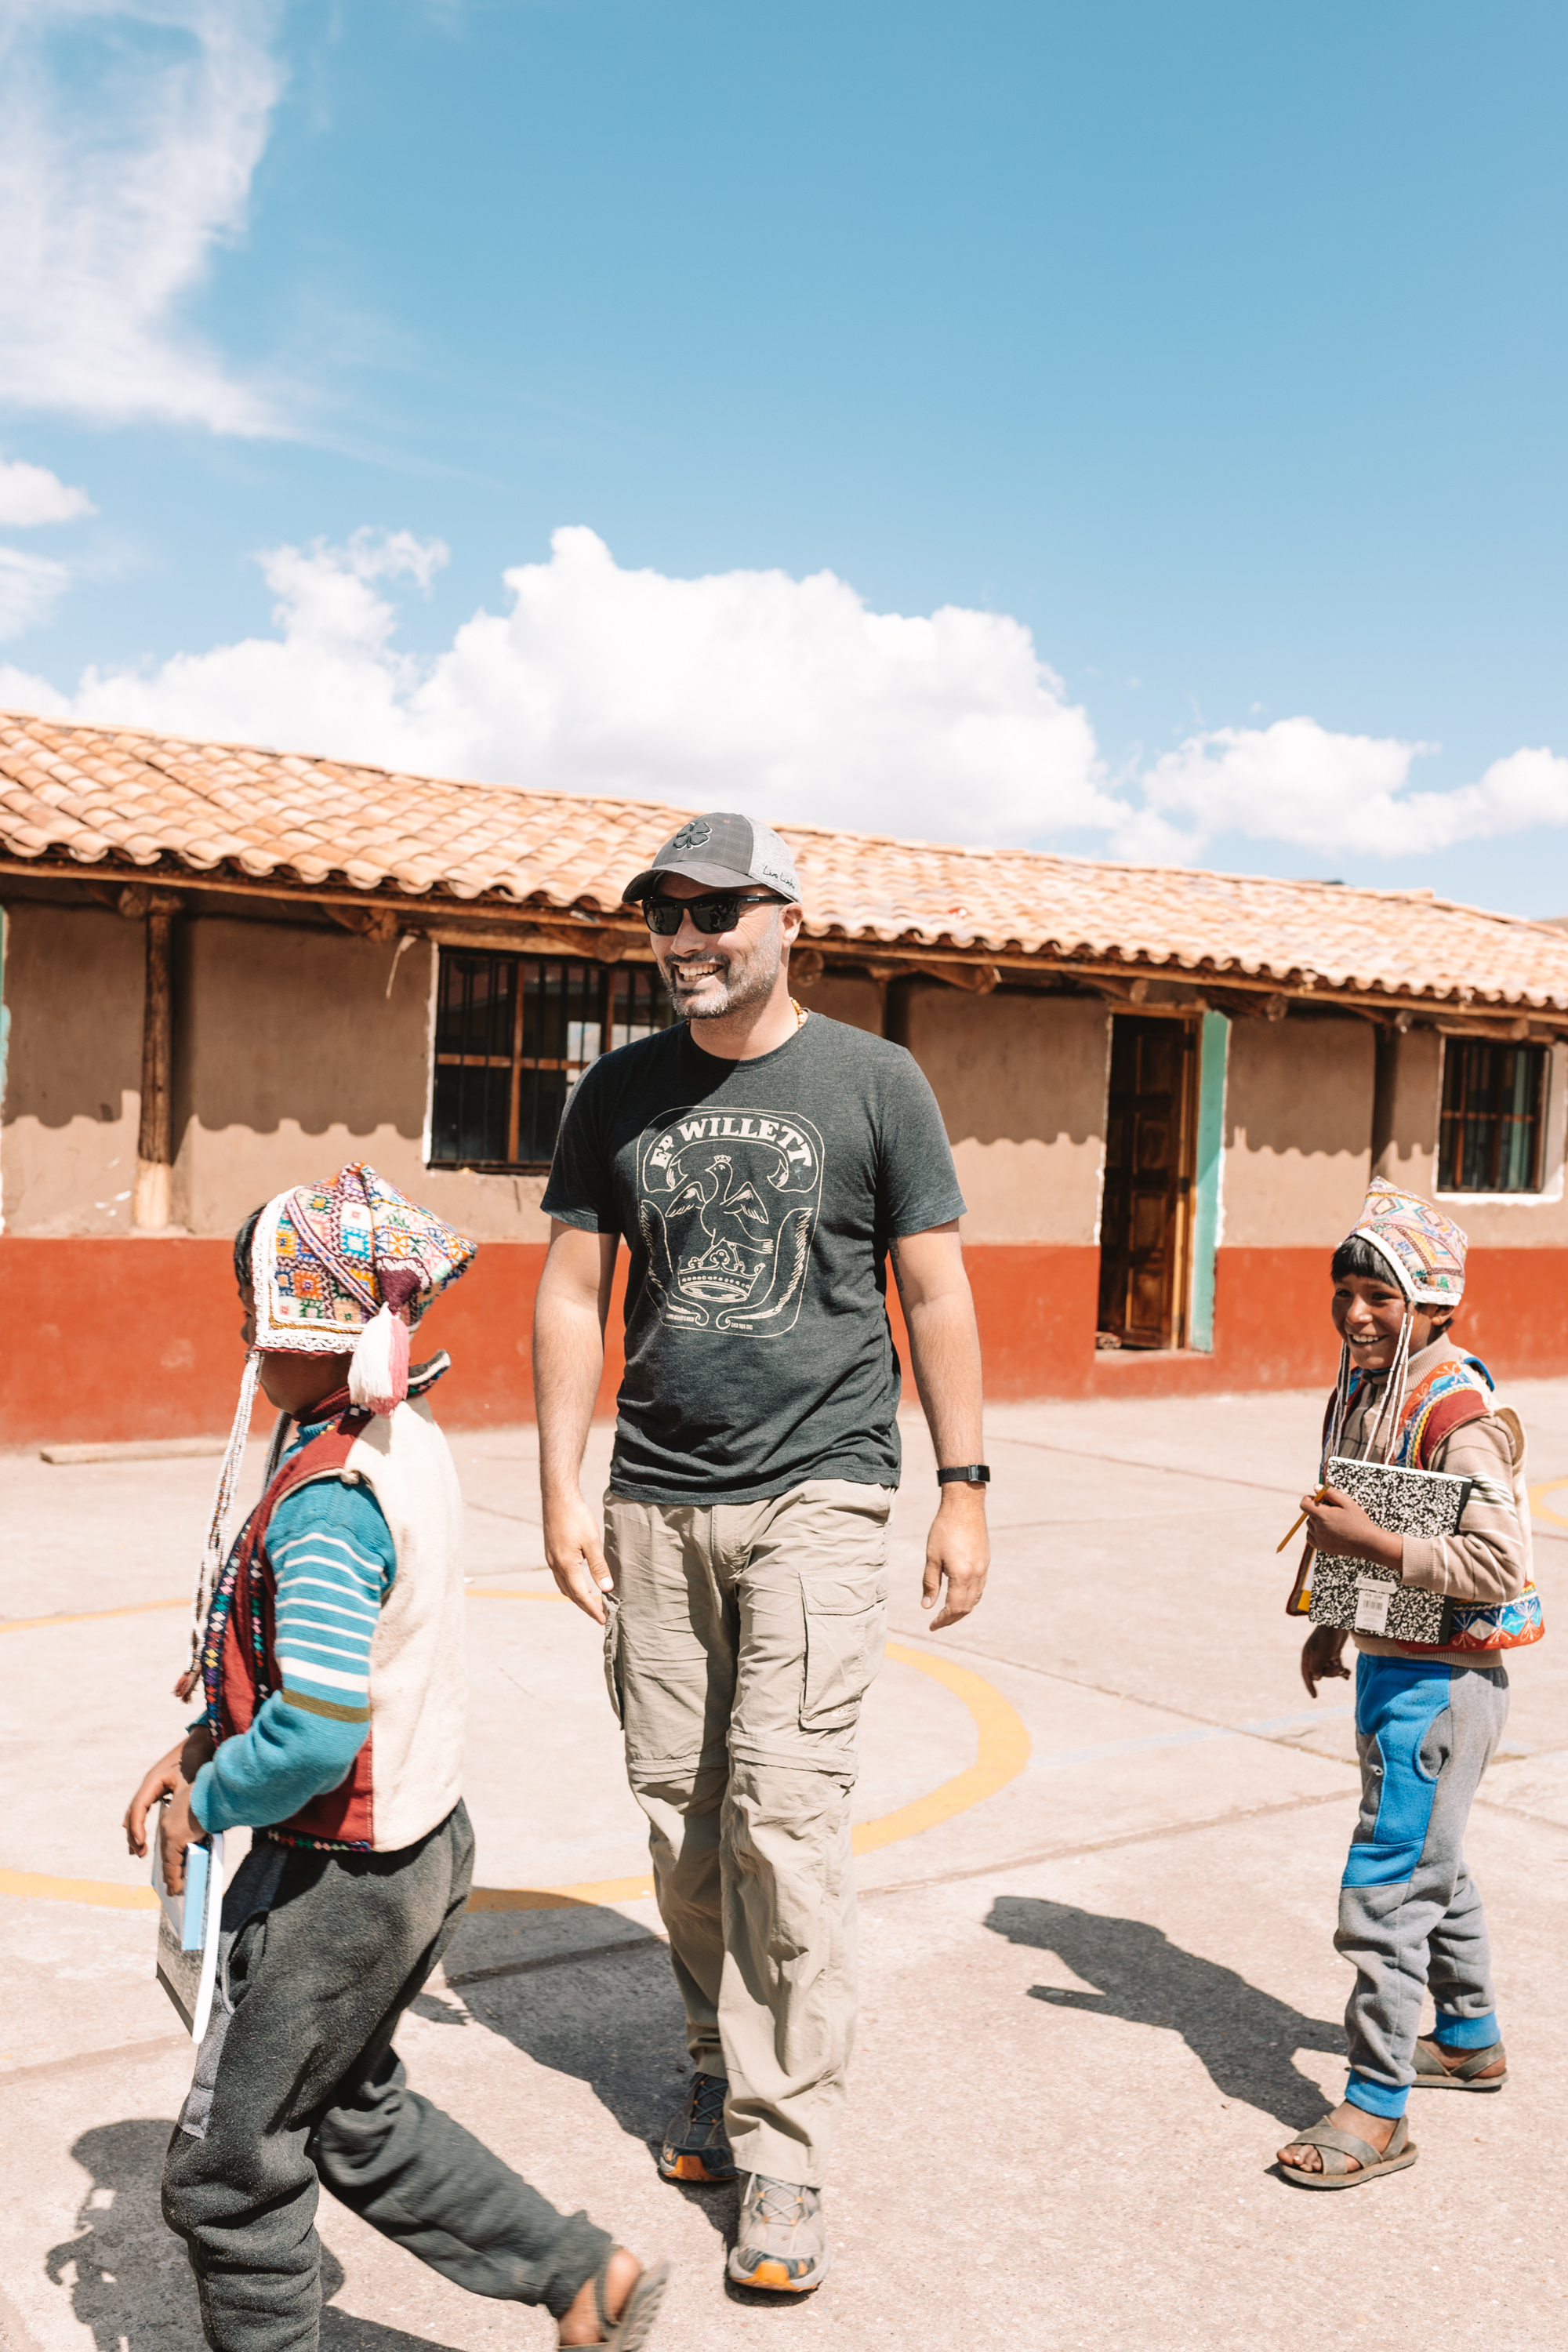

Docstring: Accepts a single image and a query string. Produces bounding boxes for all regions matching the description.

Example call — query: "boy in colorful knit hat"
[1276,1182,1540,2187]
[122,1166,667,2351]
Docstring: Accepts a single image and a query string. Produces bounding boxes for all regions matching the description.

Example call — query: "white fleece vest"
[343,1397,467,1853]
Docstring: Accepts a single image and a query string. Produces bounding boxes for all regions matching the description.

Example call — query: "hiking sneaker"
[726,2174,830,2292]
[658,2071,735,2183]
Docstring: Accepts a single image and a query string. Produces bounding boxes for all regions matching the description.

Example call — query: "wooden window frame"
[1436,1038,1549,1196]
[429,949,670,1173]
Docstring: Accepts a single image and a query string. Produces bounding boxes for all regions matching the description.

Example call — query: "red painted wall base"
[4,1236,1565,1449]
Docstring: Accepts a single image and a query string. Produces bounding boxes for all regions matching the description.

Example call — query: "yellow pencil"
[1277,1484,1328,1554]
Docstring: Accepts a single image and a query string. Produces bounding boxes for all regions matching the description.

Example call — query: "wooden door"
[1097,1015,1196,1349]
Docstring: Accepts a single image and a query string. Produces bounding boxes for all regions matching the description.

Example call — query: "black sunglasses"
[641,891,785,936]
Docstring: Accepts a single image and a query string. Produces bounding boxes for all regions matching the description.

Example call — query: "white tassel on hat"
[348,1265,423,1416]
[350,1301,412,1415]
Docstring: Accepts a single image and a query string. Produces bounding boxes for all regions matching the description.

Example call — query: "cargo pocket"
[800,1573,887,1734]
[602,1592,625,1728]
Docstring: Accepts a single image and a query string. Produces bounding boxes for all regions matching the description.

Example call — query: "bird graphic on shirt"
[664,1155,776,1303]
[637,1113,824,1337]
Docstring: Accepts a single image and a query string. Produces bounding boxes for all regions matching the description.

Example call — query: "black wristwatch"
[937,1465,990,1486]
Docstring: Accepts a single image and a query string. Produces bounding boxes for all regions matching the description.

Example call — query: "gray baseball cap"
[622,811,801,906]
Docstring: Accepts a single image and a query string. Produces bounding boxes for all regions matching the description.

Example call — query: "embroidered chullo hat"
[1345,1181,1468,1306]
[250,1163,477,1410]
[176,1167,476,1697]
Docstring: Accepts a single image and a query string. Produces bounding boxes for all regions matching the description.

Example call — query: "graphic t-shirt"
[541,1014,966,1502]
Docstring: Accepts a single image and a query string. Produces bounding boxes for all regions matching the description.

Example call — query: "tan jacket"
[1335,1336,1530,1666]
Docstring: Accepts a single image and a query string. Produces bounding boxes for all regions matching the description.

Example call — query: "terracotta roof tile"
[2,708,1566,1011]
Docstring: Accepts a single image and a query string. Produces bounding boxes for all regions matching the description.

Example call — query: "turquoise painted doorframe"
[1189,1011,1229,1352]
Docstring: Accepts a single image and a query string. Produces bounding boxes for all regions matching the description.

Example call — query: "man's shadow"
[985,1896,1345,2131]
[44,2119,466,2352]
[432,1903,736,2247]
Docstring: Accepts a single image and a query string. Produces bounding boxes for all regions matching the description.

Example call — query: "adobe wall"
[1219,1015,1375,1247]
[169,920,548,1243]
[793,968,884,1033]
[0,906,547,1245]
[0,902,145,1236]
[1371,1024,1440,1200]
[898,983,1109,1244]
[6,895,1568,1443]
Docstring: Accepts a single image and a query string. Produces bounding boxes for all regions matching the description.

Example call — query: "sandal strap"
[1290,2114,1403,2174]
[1417,2038,1504,2079]
[586,2258,670,2351]
[593,2258,615,2341]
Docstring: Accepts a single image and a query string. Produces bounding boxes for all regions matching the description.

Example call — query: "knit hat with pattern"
[250,1163,476,1406]
[1345,1180,1468,1306]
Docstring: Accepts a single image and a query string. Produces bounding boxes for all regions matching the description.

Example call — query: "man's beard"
[665,926,783,1021]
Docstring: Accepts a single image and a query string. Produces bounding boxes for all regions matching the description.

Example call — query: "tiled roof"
[3,709,1567,1012]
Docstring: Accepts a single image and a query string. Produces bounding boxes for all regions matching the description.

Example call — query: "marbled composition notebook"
[1305,1455,1472,1646]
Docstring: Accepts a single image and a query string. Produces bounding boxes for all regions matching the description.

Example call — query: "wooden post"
[132,900,178,1230]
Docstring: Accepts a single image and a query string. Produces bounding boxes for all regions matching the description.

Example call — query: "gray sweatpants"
[163,1804,612,2352]
[1335,1656,1508,2112]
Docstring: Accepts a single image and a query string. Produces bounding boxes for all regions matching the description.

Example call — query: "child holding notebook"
[1275,1182,1537,2188]
[123,1166,666,2350]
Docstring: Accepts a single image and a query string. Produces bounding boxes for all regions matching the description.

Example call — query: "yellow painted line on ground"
[1530,1478,1568,1530]
[851,1641,1033,1855]
[0,1589,560,1637]
[0,1870,158,1910]
[1,1597,186,1634]
[468,1636,1033,1910]
[0,1591,560,1635]
[0,1599,1032,1915]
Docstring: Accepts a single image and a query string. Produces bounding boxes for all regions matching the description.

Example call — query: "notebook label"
[1355,1577,1394,1635]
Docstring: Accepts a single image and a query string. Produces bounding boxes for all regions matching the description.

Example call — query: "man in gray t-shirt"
[535,811,989,2298]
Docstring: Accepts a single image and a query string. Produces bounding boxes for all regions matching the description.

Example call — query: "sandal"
[580,2258,670,2350]
[1278,2114,1417,2189]
[1413,2037,1508,2090]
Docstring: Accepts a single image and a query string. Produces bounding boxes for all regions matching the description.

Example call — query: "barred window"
[430,952,673,1171]
[1438,1040,1548,1194]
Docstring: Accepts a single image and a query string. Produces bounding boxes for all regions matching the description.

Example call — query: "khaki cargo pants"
[602,1479,891,2187]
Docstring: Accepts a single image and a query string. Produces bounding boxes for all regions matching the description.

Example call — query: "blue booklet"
[151,1804,226,2040]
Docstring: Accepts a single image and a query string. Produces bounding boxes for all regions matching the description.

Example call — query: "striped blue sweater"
[193,1431,397,1835]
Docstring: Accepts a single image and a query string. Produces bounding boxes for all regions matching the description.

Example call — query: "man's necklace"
[790,997,808,1029]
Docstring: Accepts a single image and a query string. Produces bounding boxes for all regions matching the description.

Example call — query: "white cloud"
[1397,746,1568,848]
[0,1,284,433]
[1113,715,1568,862]
[0,456,93,525]
[8,523,1568,862]
[35,525,1116,842]
[0,544,69,638]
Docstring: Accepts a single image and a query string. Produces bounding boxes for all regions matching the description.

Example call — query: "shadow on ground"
[439,1905,733,2244]
[985,1896,1345,2130]
[45,2119,466,2352]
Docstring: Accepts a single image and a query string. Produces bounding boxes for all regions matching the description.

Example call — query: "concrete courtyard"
[2,1381,1566,2352]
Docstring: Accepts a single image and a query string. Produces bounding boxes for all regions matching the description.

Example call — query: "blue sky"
[2,0,1567,912]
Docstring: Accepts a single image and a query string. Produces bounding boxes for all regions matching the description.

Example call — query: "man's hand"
[921,1486,989,1630]
[543,1489,615,1624]
[1301,1625,1351,1698]
[1301,1483,1402,1571]
[889,1222,989,1632]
